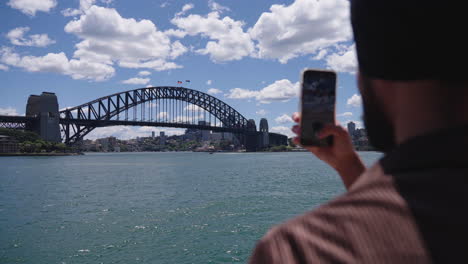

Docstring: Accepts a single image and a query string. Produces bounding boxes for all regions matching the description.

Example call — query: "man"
[249,1,468,263]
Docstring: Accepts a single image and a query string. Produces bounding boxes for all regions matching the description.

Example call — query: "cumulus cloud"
[249,0,351,63]
[0,47,114,81]
[256,109,268,116]
[138,70,151,76]
[175,3,194,17]
[64,5,187,71]
[207,88,221,95]
[347,94,362,107]
[122,77,150,85]
[171,11,254,62]
[2,2,188,81]
[184,104,204,112]
[0,107,19,116]
[270,126,293,137]
[0,64,9,71]
[326,44,357,74]
[275,114,293,124]
[226,79,299,103]
[208,0,230,13]
[61,0,103,17]
[7,0,57,16]
[157,112,168,119]
[206,79,212,85]
[7,27,55,47]
[337,111,353,117]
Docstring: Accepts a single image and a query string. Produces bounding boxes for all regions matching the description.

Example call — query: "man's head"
[350,1,467,152]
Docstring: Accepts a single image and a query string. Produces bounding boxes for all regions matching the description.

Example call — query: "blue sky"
[0,0,362,139]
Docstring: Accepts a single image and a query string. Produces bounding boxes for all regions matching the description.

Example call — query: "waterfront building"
[0,135,19,153]
[160,131,166,145]
[347,121,356,137]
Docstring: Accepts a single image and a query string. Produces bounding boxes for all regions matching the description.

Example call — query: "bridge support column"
[26,92,61,142]
[245,132,259,152]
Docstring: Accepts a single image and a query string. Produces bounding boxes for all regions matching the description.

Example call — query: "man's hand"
[291,112,365,189]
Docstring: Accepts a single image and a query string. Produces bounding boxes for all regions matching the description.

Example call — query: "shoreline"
[0,152,84,157]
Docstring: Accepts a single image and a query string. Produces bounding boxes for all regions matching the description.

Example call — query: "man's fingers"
[317,124,347,139]
[292,112,300,123]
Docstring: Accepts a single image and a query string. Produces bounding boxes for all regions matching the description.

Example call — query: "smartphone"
[300,69,336,146]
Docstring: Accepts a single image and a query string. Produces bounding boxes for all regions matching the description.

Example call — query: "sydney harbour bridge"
[0,87,287,151]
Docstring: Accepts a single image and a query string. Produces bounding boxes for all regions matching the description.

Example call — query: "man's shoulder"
[250,164,430,263]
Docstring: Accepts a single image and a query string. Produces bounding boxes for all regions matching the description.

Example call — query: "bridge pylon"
[25,92,61,142]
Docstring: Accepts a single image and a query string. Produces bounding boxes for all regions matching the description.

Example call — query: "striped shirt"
[250,125,468,263]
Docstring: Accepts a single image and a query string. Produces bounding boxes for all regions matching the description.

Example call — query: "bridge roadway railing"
[0,115,35,129]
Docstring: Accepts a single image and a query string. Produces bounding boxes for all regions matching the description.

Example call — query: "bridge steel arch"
[59,86,255,144]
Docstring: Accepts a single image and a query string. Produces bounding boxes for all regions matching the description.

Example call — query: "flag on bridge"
[177,81,182,84]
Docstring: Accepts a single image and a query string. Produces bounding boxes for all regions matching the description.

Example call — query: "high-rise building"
[347,121,356,137]
[160,131,166,145]
[152,131,155,139]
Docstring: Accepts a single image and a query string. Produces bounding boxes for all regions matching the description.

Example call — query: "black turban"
[351,1,466,80]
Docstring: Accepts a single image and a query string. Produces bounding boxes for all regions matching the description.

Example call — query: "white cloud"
[171,11,254,62]
[0,64,9,71]
[337,111,353,117]
[256,109,267,116]
[157,112,168,119]
[313,49,328,60]
[0,107,19,116]
[207,88,221,95]
[249,0,351,63]
[61,8,82,17]
[160,2,169,8]
[64,5,187,71]
[226,79,299,103]
[138,70,151,76]
[346,94,362,108]
[175,3,194,17]
[61,0,97,17]
[206,79,212,85]
[184,104,204,112]
[7,0,57,16]
[208,0,230,13]
[7,27,55,47]
[270,126,293,137]
[163,29,187,38]
[85,126,184,140]
[122,77,150,85]
[226,88,258,99]
[326,44,357,74]
[0,47,114,81]
[275,114,293,124]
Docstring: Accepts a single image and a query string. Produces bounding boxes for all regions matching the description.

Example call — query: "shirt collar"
[380,124,468,174]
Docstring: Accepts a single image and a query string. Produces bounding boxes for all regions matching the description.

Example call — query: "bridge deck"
[0,115,247,133]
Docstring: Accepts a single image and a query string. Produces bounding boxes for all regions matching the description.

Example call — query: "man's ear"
[372,79,397,121]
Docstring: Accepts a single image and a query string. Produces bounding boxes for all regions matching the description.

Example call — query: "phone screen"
[300,70,336,146]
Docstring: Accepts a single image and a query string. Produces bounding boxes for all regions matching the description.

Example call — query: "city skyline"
[0,0,363,140]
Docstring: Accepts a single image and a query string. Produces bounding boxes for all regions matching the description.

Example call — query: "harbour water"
[0,152,381,263]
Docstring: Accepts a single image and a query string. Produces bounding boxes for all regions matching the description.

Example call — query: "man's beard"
[361,78,396,153]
